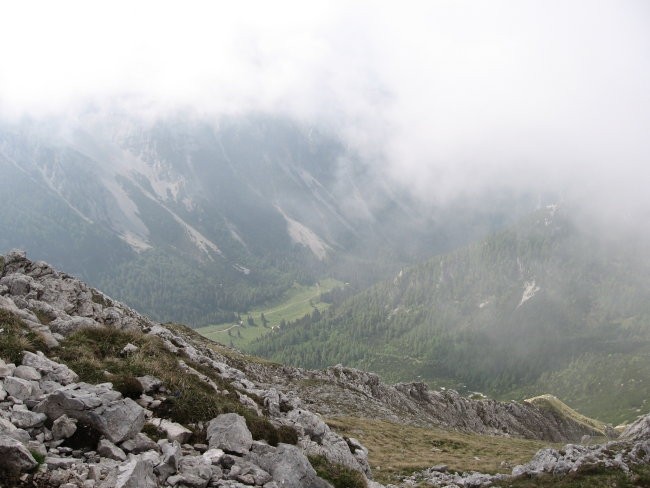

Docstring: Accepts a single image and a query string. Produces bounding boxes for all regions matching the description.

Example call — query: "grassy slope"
[326,416,555,485]
[328,416,650,487]
[196,278,342,350]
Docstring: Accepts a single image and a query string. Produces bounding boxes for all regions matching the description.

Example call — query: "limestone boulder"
[247,443,332,488]
[98,439,127,461]
[52,414,77,440]
[34,384,145,444]
[115,456,157,488]
[148,418,192,444]
[207,413,253,455]
[4,376,39,400]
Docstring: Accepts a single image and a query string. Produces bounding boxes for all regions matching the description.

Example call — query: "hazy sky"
[2,0,649,219]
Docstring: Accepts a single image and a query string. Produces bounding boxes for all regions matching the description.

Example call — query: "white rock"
[13,365,41,381]
[148,418,192,444]
[115,456,157,488]
[202,448,225,465]
[207,413,253,455]
[52,414,78,440]
[98,438,127,461]
[4,376,37,400]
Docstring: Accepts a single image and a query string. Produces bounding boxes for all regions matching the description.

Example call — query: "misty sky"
[1,0,649,221]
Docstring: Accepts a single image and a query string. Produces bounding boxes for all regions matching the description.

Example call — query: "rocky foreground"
[0,250,649,488]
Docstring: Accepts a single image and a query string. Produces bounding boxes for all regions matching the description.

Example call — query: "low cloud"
[2,0,649,225]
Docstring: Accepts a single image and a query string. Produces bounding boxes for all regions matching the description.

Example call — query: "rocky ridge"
[232,359,608,443]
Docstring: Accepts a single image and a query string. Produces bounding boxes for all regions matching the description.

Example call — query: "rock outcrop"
[237,362,605,443]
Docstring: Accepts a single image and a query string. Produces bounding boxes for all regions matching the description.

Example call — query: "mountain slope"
[250,206,650,423]
[0,113,532,325]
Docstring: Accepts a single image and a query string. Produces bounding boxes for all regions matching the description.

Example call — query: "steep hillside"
[3,250,639,487]
[251,206,650,423]
[0,114,531,326]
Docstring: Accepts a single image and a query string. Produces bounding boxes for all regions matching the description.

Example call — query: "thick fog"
[1,0,649,227]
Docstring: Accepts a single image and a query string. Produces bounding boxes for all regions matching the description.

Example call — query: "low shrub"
[112,374,144,399]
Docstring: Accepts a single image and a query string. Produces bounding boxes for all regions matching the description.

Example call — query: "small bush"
[308,455,367,488]
[246,416,279,446]
[112,374,144,399]
[277,425,299,445]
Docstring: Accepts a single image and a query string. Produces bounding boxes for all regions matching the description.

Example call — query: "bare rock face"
[1,250,146,335]
[267,364,603,443]
[207,413,253,455]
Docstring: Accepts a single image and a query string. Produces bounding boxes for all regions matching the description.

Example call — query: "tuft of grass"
[141,423,165,441]
[111,374,144,399]
[309,455,367,488]
[29,450,45,466]
[326,416,555,485]
[0,309,50,364]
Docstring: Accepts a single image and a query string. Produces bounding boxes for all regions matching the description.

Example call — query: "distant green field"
[196,278,343,350]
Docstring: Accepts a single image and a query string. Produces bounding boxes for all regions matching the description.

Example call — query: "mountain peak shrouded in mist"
[1,113,534,326]
[1,1,650,230]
